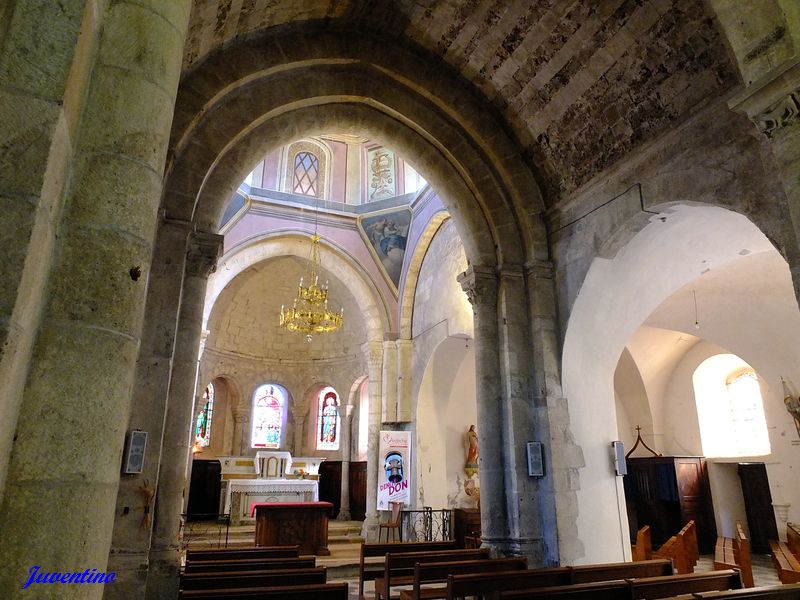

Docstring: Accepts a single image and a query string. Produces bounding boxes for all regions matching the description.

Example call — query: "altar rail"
[180,513,232,549]
[400,507,452,542]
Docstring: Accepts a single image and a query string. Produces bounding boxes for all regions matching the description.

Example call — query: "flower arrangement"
[293,468,307,479]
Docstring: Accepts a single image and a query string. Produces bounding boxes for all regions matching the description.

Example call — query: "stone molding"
[457,265,498,307]
[525,259,555,280]
[186,231,224,278]
[362,341,383,371]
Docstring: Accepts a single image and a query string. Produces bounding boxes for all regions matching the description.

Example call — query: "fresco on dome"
[358,207,412,295]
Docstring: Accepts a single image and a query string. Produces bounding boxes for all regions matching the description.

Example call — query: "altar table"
[224,478,319,525]
[251,501,333,556]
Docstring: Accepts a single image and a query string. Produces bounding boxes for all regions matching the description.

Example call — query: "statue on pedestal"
[465,425,479,477]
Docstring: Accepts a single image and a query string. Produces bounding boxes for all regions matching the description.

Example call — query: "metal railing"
[400,507,452,542]
[180,513,231,549]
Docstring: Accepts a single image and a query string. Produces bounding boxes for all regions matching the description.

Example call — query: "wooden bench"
[714,521,753,588]
[398,557,528,600]
[359,540,457,600]
[183,556,315,574]
[445,559,672,600]
[692,583,800,598]
[186,546,300,562]
[375,549,490,600]
[631,525,652,561]
[493,569,742,600]
[768,540,800,584]
[787,522,800,557]
[653,520,699,574]
[177,582,349,599]
[180,567,326,593]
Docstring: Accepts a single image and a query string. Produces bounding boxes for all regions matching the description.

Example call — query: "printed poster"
[377,430,412,510]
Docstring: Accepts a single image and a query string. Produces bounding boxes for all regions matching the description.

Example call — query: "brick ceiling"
[183,0,739,203]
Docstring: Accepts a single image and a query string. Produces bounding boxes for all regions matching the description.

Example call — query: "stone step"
[329,534,365,544]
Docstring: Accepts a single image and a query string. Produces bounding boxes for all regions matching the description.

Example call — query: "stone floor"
[185,521,785,600]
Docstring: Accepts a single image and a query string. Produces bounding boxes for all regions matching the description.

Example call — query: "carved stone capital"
[457,265,498,307]
[233,407,250,424]
[362,341,383,370]
[729,59,800,138]
[186,231,224,278]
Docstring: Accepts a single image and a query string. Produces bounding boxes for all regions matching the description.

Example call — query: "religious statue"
[465,425,479,476]
[782,378,800,438]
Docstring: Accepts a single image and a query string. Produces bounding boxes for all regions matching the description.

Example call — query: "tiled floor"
[695,552,781,587]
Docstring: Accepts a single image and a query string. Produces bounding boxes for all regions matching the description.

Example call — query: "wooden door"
[187,459,221,521]
[318,461,342,518]
[675,457,716,553]
[738,462,778,553]
[349,461,367,521]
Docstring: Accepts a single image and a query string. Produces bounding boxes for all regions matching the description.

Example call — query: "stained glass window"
[316,387,340,451]
[252,384,285,449]
[195,383,214,448]
[292,151,319,196]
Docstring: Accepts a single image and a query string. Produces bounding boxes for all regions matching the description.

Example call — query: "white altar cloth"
[225,478,319,525]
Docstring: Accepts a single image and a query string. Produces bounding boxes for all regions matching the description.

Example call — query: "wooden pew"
[375,549,490,600]
[445,559,672,600]
[399,557,528,600]
[787,522,800,558]
[186,546,300,562]
[631,525,653,561]
[177,582,349,599]
[183,556,315,574]
[493,570,742,600]
[693,583,800,598]
[180,567,326,593]
[768,540,800,584]
[715,521,754,588]
[628,570,742,599]
[359,540,457,600]
[654,520,698,574]
[571,558,674,583]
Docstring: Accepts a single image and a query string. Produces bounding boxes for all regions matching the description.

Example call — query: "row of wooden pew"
[357,539,757,600]
[180,545,347,599]
[632,521,700,575]
[769,522,800,584]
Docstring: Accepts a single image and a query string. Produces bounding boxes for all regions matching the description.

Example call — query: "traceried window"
[292,151,319,196]
[693,355,771,458]
[316,387,340,451]
[251,384,285,449]
[194,383,214,448]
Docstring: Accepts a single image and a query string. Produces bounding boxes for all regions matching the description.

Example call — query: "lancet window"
[292,151,319,196]
[251,384,285,449]
[316,387,340,451]
[194,383,214,448]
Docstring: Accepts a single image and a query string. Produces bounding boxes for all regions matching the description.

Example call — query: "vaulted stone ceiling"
[183,0,739,203]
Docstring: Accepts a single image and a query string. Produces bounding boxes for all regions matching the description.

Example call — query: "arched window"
[292,151,319,196]
[316,387,340,451]
[693,355,771,457]
[194,383,214,448]
[251,384,285,449]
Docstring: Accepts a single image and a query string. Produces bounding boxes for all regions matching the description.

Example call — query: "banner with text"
[377,430,412,510]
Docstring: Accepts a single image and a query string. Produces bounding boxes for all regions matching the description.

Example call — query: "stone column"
[292,407,307,456]
[396,340,414,422]
[338,404,355,520]
[0,2,191,597]
[382,340,398,422]
[458,265,509,555]
[496,265,548,562]
[729,61,800,302]
[106,218,192,599]
[362,341,384,540]
[232,407,250,456]
[146,231,222,599]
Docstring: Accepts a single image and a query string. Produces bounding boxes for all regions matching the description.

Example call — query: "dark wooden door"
[187,459,221,521]
[349,461,367,521]
[738,462,779,553]
[319,461,342,518]
[675,457,716,553]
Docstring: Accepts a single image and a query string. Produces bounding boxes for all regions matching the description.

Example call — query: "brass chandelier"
[279,233,343,340]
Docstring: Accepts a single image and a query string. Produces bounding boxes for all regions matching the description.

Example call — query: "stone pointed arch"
[205,231,389,342]
[398,210,450,340]
[165,28,548,269]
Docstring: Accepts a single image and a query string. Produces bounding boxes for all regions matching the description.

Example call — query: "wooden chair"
[380,501,403,542]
